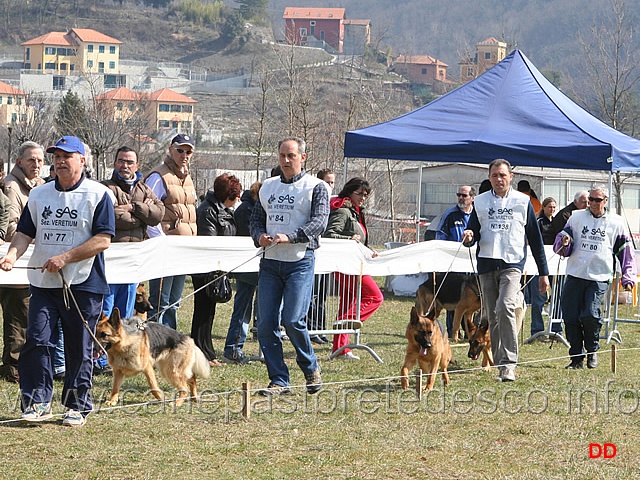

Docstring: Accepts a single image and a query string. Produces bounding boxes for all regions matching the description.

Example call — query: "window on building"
[170,104,181,112]
[109,61,115,69]
[24,63,30,70]
[300,28,307,36]
[70,64,75,71]
[158,120,170,128]
[11,112,17,123]
[57,48,67,55]
[110,46,116,54]
[98,62,105,73]
[0,97,3,104]
[45,47,56,55]
[7,96,13,105]
[99,45,105,53]
[25,48,30,60]
[53,77,65,90]
[310,21,316,26]
[116,102,123,111]
[421,68,427,74]
[159,104,170,112]
[60,63,67,71]
[129,103,136,112]
[623,186,640,209]
[484,52,491,60]
[88,45,94,53]
[87,60,94,68]
[17,97,22,105]
[45,62,56,70]
[182,105,193,113]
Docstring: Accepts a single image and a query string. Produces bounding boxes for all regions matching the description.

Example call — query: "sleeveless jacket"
[146,157,197,236]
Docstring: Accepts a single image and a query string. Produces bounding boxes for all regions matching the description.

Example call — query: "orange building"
[22,28,122,75]
[0,81,31,126]
[394,55,448,85]
[95,87,197,134]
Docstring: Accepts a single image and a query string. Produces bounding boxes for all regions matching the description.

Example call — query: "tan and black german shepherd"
[466,290,526,370]
[416,273,481,342]
[96,308,210,406]
[134,283,152,321]
[400,306,452,391]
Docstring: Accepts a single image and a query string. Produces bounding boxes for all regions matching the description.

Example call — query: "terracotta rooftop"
[283,7,346,19]
[95,87,145,101]
[148,88,197,103]
[0,80,26,95]
[479,36,505,45]
[396,55,448,67]
[22,32,74,46]
[69,28,121,44]
[22,28,121,46]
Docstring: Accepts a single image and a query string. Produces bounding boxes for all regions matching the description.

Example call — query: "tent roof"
[344,50,640,172]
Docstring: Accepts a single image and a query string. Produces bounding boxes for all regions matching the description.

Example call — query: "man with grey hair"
[555,185,636,370]
[0,141,45,383]
[550,190,589,238]
[250,136,329,396]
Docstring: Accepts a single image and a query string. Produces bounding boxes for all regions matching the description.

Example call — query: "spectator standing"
[555,185,635,370]
[101,146,164,318]
[191,173,241,365]
[324,177,384,360]
[517,180,542,215]
[250,136,328,396]
[0,136,115,426]
[530,197,560,339]
[144,134,197,329]
[308,168,335,344]
[434,185,475,338]
[549,190,589,238]
[462,159,549,382]
[226,181,262,362]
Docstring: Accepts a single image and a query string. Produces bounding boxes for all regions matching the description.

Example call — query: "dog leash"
[147,243,278,323]
[58,270,110,358]
[422,241,465,318]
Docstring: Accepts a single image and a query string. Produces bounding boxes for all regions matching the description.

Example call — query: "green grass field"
[1,278,640,479]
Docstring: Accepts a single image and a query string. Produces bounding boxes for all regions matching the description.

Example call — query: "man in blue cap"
[0,136,116,427]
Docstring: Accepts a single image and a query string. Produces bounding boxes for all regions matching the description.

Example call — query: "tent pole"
[416,164,423,243]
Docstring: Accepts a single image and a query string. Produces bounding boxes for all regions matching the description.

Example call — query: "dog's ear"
[110,307,122,329]
[410,306,420,326]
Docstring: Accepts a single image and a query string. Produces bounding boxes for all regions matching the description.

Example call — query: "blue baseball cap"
[46,136,85,155]
[171,133,195,148]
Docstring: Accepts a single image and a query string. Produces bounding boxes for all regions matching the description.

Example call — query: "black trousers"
[190,274,217,361]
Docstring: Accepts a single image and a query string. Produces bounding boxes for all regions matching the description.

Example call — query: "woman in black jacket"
[191,173,241,365]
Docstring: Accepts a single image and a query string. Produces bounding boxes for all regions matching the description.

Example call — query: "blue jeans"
[148,275,186,329]
[225,272,258,356]
[530,276,562,335]
[560,275,607,363]
[103,283,137,318]
[257,251,319,387]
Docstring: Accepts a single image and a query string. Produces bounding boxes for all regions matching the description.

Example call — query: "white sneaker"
[62,409,86,427]
[337,351,360,361]
[21,403,53,422]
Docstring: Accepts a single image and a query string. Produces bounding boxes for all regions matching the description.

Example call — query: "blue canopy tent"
[344,50,640,172]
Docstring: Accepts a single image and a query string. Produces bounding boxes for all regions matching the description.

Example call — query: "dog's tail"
[192,346,211,379]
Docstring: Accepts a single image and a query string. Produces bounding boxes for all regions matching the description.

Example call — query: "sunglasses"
[456,193,469,198]
[174,148,193,155]
[588,196,606,203]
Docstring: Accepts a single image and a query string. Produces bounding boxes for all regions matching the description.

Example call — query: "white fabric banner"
[0,237,568,285]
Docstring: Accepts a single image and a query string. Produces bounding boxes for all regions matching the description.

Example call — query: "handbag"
[205,271,233,303]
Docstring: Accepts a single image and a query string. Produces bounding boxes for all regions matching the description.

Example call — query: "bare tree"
[574,0,640,214]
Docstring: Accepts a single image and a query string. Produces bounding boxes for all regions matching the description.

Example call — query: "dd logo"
[589,443,617,458]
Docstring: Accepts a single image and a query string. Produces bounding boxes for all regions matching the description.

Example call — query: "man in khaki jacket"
[0,141,45,383]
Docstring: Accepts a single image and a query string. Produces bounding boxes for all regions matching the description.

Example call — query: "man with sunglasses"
[435,185,475,338]
[144,134,198,329]
[555,186,636,370]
